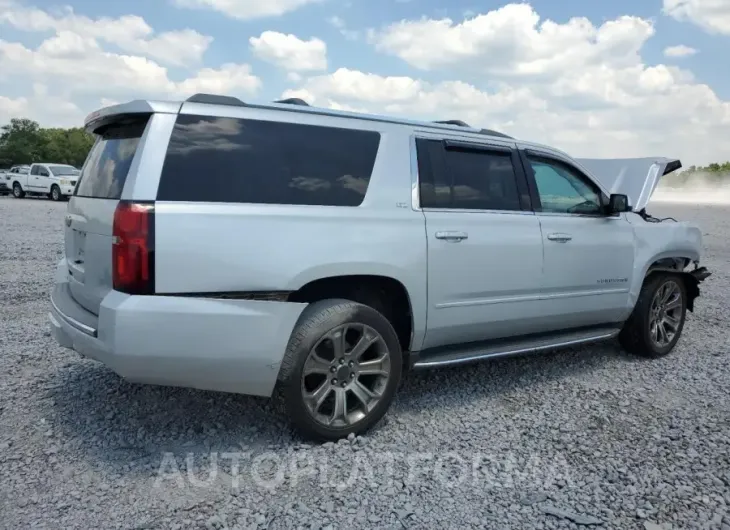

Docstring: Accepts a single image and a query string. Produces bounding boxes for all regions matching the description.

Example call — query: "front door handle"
[547,233,572,243]
[435,231,468,242]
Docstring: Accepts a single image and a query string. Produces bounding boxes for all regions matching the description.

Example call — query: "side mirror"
[608,194,630,214]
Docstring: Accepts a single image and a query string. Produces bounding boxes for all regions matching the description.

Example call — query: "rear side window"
[74,116,149,199]
[418,140,521,211]
[157,115,381,206]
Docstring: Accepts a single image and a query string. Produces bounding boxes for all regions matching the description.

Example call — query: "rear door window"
[157,115,381,206]
[418,140,522,211]
[74,116,149,199]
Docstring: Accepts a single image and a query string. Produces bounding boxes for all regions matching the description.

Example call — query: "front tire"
[619,273,687,358]
[12,182,25,198]
[276,299,402,441]
[50,185,62,202]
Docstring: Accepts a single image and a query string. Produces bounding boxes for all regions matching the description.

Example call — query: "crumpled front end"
[625,214,711,312]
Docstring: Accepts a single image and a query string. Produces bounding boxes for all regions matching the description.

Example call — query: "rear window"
[157,115,381,206]
[74,116,149,199]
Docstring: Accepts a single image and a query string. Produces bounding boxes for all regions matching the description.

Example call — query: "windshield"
[49,165,79,176]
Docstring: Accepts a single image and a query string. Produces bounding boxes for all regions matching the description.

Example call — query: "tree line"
[660,161,730,188]
[0,118,95,169]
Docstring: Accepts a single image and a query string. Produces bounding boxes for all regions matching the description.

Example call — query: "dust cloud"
[652,172,730,205]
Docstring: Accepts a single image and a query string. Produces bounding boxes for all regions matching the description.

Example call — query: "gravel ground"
[1,195,729,530]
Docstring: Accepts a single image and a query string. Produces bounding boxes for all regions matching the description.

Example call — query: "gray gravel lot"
[1,195,729,530]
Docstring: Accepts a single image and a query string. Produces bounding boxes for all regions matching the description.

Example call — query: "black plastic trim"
[663,159,682,175]
[434,119,470,127]
[480,128,513,139]
[158,291,292,302]
[275,98,310,106]
[185,93,246,107]
[444,140,512,154]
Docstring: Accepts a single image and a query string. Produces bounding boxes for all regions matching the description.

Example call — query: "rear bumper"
[48,259,306,397]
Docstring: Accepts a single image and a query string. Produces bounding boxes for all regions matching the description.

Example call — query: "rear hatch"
[65,116,150,315]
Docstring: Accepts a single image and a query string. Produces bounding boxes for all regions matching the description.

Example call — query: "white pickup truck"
[10,162,80,201]
[1,165,30,195]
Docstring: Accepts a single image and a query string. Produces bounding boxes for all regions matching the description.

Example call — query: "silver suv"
[49,93,711,441]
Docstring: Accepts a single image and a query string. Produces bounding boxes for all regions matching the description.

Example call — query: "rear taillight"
[112,201,154,295]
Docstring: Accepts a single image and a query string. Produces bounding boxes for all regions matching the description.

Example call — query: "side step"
[413,326,621,369]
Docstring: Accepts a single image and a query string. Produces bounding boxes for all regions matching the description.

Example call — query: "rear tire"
[50,185,62,202]
[619,273,687,358]
[276,299,402,441]
[12,182,24,198]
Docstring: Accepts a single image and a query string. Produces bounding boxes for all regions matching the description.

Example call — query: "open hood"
[574,157,682,212]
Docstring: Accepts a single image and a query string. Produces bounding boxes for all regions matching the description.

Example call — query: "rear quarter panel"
[152,123,429,350]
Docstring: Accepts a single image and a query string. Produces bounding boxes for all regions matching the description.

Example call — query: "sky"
[0,0,729,166]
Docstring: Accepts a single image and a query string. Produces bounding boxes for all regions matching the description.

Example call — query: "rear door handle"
[547,233,572,243]
[435,231,468,242]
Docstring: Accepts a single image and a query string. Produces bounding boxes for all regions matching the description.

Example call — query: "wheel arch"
[288,272,419,355]
[642,256,703,312]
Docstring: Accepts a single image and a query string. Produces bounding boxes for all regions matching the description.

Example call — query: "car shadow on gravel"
[395,340,641,413]
[44,340,641,471]
[45,361,295,476]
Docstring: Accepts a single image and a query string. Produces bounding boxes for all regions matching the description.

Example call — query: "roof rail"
[480,128,513,139]
[180,93,515,139]
[434,119,470,128]
[186,93,246,107]
[275,98,310,106]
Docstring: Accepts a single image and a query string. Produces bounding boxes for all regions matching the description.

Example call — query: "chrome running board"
[413,326,621,369]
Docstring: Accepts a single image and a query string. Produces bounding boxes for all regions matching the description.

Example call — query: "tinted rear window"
[418,140,521,211]
[157,115,381,206]
[74,116,149,199]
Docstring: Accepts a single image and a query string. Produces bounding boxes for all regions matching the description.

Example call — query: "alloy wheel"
[649,280,683,347]
[300,323,391,428]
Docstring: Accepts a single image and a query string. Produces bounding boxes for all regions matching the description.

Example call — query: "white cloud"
[664,44,698,57]
[170,0,322,20]
[0,34,261,98]
[321,3,728,165]
[663,0,730,34]
[0,95,28,118]
[328,15,345,28]
[370,3,654,78]
[0,93,81,125]
[250,31,327,71]
[284,61,730,166]
[0,1,212,66]
[173,63,261,96]
[327,15,359,40]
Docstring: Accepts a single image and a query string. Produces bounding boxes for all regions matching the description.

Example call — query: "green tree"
[0,118,45,167]
[0,118,94,169]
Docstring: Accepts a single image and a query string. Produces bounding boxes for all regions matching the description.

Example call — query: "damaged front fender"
[646,265,711,312]
[625,213,709,313]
